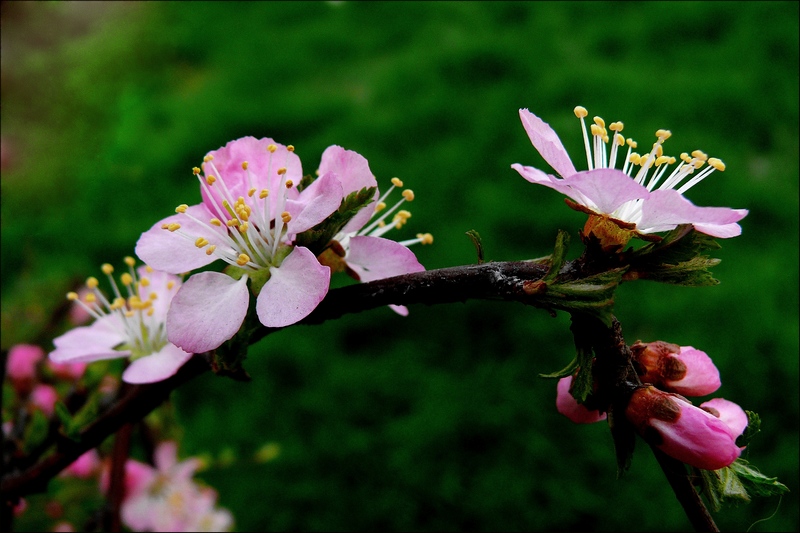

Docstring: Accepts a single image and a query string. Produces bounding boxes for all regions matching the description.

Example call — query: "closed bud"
[556,375,607,424]
[625,385,743,470]
[631,341,720,396]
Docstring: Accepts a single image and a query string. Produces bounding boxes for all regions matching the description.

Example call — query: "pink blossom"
[317,146,431,315]
[6,344,44,384]
[30,384,58,416]
[100,458,156,500]
[67,287,93,325]
[119,442,233,532]
[49,260,193,384]
[630,341,720,396]
[625,385,743,470]
[511,107,748,242]
[555,374,607,424]
[62,449,101,479]
[46,359,88,381]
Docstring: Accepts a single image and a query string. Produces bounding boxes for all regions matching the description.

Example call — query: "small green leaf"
[295,186,377,255]
[539,267,628,326]
[465,230,484,264]
[737,410,761,448]
[699,458,789,511]
[543,230,570,282]
[729,459,789,498]
[55,401,81,441]
[23,409,51,453]
[538,356,578,379]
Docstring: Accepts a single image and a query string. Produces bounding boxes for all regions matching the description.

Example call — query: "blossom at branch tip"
[112,441,234,532]
[48,258,193,384]
[631,341,721,397]
[317,146,432,316]
[511,106,748,246]
[556,374,607,424]
[625,385,746,470]
[6,344,45,393]
[136,137,342,352]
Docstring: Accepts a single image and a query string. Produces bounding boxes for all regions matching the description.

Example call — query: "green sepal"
[297,173,317,193]
[624,225,722,286]
[538,356,578,379]
[538,267,628,327]
[737,410,761,448]
[465,230,484,264]
[294,186,377,256]
[698,458,789,512]
[543,230,570,283]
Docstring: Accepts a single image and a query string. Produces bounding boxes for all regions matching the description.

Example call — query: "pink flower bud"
[46,360,88,381]
[700,398,749,440]
[62,449,101,479]
[556,375,607,424]
[30,384,58,417]
[630,341,720,396]
[6,344,45,392]
[625,385,742,470]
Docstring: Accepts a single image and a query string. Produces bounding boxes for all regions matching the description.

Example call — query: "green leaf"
[539,267,628,327]
[698,458,789,511]
[294,186,377,255]
[465,230,484,264]
[730,459,789,498]
[23,409,51,453]
[538,356,578,379]
[55,401,81,441]
[737,410,761,448]
[543,230,570,282]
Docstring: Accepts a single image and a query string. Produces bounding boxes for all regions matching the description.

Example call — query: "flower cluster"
[48,258,193,384]
[136,137,430,353]
[512,106,748,250]
[555,341,747,470]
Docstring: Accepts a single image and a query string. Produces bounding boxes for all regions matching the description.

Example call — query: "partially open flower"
[556,374,607,424]
[625,385,744,470]
[511,106,748,250]
[631,341,720,396]
[49,258,193,384]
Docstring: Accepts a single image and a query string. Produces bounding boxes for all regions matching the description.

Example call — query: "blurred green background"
[2,1,798,531]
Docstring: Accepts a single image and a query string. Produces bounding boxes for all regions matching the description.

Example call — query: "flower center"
[67,258,175,359]
[166,144,300,272]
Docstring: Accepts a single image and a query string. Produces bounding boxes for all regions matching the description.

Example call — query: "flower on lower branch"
[511,106,748,250]
[49,258,192,384]
[136,138,430,352]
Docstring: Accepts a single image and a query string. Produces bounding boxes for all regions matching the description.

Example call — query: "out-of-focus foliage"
[2,2,797,531]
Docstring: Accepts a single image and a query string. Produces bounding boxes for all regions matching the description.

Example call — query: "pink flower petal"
[50,315,131,364]
[166,272,250,353]
[121,344,193,384]
[135,204,225,274]
[285,172,344,234]
[318,145,378,234]
[510,164,579,199]
[136,267,182,322]
[701,398,748,440]
[389,304,409,316]
[31,384,58,416]
[346,236,425,283]
[668,346,721,396]
[568,169,650,215]
[639,189,748,238]
[154,441,179,471]
[519,108,578,179]
[556,375,607,424]
[6,344,45,381]
[256,246,330,327]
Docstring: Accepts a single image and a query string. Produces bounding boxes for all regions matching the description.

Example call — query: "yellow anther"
[609,121,624,132]
[656,129,672,140]
[284,179,293,188]
[101,264,114,275]
[67,292,79,301]
[593,116,605,129]
[315,169,320,176]
[86,277,99,289]
[655,156,671,166]
[277,167,287,175]
[192,167,201,175]
[627,139,637,149]
[692,159,704,169]
[206,175,216,185]
[590,124,603,137]
[205,245,217,256]
[267,144,277,153]
[167,280,176,290]
[573,106,588,118]
[614,133,625,146]
[167,223,181,232]
[668,156,677,165]
[147,308,155,317]
[140,277,150,287]
[149,292,158,300]
[418,233,434,245]
[397,209,412,219]
[708,157,725,171]
[281,211,292,223]
[681,152,691,162]
[375,201,387,212]
[259,189,269,199]
[161,223,170,230]
[176,204,188,214]
[110,297,124,310]
[121,273,133,286]
[203,155,214,162]
[629,153,642,165]
[640,154,650,166]
[124,256,136,267]
[210,218,222,226]
[402,189,415,201]
[242,161,249,170]
[655,145,664,158]
[85,293,97,303]
[691,150,708,161]
[287,145,295,152]
[391,177,404,187]
[236,253,251,266]
[602,134,609,144]
[227,219,239,227]
[195,237,209,248]
[248,187,257,197]
[125,310,135,318]
[238,221,249,233]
